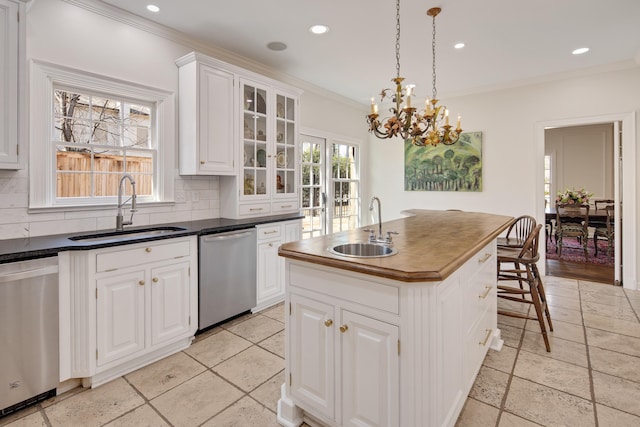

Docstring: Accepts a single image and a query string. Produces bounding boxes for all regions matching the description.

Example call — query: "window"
[29,60,175,209]
[53,88,154,200]
[544,154,552,208]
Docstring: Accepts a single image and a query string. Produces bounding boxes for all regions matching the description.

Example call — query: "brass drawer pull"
[479,329,492,346]
[324,319,333,327]
[138,280,145,286]
[152,277,159,283]
[340,325,348,333]
[478,253,492,264]
[145,247,152,253]
[263,230,278,234]
[479,285,492,299]
[249,208,264,211]
[280,205,292,208]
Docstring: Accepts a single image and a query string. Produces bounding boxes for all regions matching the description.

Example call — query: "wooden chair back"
[555,203,590,230]
[504,215,536,247]
[594,199,615,210]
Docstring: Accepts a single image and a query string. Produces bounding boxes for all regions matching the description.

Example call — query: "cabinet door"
[256,238,282,304]
[198,65,235,174]
[96,270,145,366]
[340,310,399,427]
[284,220,301,243]
[150,261,191,346]
[289,293,335,421]
[273,92,297,198]
[0,0,20,169]
[241,80,269,199]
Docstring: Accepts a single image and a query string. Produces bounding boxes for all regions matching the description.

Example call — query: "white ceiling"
[100,0,640,105]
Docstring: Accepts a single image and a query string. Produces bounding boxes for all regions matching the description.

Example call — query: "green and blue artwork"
[404,131,482,192]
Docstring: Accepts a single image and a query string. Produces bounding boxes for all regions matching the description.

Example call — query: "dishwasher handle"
[0,265,58,283]
[201,230,255,243]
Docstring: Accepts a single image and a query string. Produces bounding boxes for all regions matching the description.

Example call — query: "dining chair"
[593,204,615,259]
[497,224,553,352]
[555,203,590,259]
[594,199,615,211]
[497,215,536,248]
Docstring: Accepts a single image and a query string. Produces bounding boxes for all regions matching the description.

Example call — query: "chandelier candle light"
[367,1,462,146]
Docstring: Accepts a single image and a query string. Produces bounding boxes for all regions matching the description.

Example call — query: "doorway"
[544,124,615,283]
[536,113,636,290]
[299,132,361,240]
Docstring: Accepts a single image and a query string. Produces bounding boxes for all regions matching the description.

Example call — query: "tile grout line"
[578,280,600,427]
[494,306,530,426]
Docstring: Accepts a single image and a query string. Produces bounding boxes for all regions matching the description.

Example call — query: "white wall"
[0,0,367,239]
[545,124,614,202]
[368,66,640,288]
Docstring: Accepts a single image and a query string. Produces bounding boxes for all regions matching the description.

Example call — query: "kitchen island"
[277,209,513,427]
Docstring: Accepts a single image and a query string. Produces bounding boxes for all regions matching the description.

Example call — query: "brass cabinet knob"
[138,280,145,286]
[152,277,159,283]
[145,247,152,253]
[339,324,348,333]
[324,319,333,327]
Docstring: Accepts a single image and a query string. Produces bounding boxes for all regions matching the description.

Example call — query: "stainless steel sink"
[69,226,187,243]
[329,243,398,258]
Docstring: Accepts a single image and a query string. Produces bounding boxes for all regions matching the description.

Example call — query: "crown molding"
[58,0,365,111]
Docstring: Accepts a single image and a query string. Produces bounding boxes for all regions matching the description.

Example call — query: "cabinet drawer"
[239,203,271,216]
[96,239,191,272]
[464,304,495,386]
[257,225,281,240]
[271,199,299,213]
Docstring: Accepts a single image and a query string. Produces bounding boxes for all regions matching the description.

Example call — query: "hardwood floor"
[545,258,615,284]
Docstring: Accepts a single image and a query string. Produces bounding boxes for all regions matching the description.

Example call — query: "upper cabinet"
[0,0,25,170]
[228,78,300,218]
[176,52,236,175]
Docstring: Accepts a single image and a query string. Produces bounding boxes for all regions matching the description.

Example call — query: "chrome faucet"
[116,174,137,231]
[366,196,398,244]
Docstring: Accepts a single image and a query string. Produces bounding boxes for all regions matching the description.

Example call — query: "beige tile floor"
[2,277,640,427]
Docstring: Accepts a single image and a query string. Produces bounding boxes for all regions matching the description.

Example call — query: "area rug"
[545,238,613,266]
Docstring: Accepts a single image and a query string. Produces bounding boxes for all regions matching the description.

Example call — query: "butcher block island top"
[278,209,514,282]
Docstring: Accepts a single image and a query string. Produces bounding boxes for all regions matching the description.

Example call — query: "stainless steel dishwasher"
[1,257,59,416]
[198,228,257,331]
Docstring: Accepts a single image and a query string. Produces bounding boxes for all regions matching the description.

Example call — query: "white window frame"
[29,59,175,210]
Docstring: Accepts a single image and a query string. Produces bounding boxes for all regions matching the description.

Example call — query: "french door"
[299,133,360,239]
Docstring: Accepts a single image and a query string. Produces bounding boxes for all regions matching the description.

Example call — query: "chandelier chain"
[395,0,401,79]
[431,11,437,100]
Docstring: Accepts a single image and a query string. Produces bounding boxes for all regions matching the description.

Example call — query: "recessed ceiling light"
[572,47,590,55]
[267,41,288,51]
[454,42,465,49]
[146,4,160,13]
[309,25,330,35]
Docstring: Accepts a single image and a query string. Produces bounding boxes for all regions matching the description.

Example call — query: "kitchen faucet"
[366,196,398,244]
[116,174,137,231]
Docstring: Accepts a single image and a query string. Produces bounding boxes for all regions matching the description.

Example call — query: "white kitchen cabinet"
[176,52,236,175]
[0,0,25,169]
[59,236,198,387]
[287,269,400,427]
[279,241,501,427]
[221,78,302,219]
[288,293,399,427]
[255,219,301,312]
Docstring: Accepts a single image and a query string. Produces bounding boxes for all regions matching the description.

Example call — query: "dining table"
[545,206,611,224]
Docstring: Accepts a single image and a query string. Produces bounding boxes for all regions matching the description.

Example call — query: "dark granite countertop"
[0,213,303,264]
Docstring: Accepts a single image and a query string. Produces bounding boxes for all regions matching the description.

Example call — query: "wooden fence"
[56,151,152,197]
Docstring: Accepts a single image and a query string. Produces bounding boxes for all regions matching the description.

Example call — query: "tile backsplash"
[0,169,220,240]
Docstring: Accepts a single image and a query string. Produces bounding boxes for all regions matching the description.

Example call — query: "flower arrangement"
[556,188,593,205]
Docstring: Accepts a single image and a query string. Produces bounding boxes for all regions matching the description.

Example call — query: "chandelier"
[366,1,462,146]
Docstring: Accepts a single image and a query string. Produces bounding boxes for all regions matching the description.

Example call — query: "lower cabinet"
[59,236,198,387]
[255,219,301,312]
[289,293,399,427]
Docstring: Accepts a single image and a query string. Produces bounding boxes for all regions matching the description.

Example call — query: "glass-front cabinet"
[222,77,300,218]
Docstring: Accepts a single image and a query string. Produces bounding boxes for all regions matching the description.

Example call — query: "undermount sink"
[69,226,187,243]
[329,242,398,258]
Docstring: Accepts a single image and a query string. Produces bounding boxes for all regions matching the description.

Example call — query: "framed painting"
[404,131,483,192]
